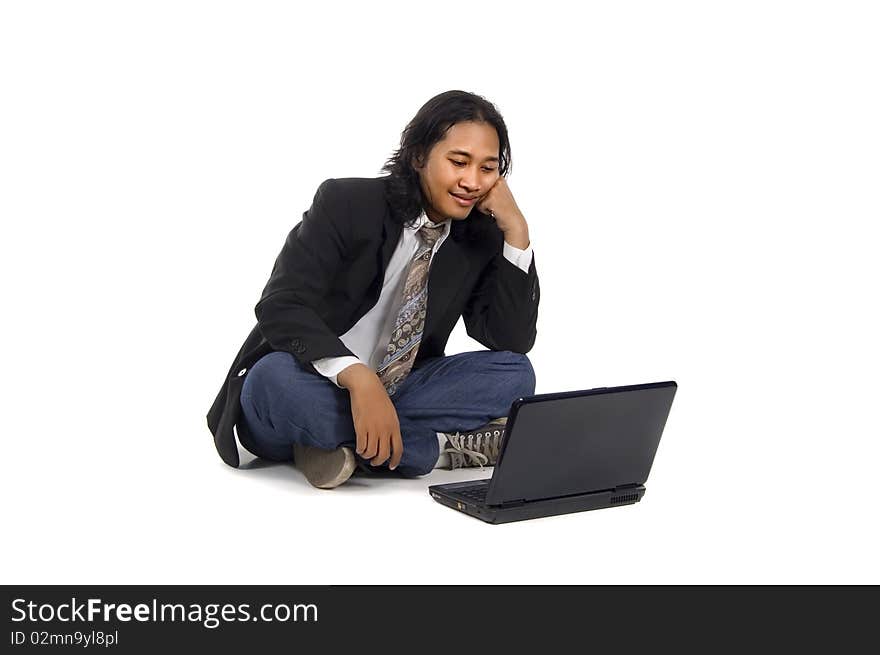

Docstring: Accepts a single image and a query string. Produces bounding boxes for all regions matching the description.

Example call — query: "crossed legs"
[238,349,536,477]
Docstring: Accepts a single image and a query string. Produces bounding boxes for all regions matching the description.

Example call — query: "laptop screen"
[486,382,677,505]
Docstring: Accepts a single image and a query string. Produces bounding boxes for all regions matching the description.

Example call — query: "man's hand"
[337,363,404,470]
[475,176,530,249]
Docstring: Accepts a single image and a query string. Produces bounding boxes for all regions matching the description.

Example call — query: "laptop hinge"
[613,483,640,492]
[499,499,526,508]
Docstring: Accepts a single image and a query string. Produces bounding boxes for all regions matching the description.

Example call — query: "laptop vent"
[610,493,639,505]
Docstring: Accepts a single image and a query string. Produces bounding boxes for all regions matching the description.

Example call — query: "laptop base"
[429,481,646,525]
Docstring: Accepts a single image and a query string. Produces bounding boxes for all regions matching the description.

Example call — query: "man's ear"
[411,150,426,171]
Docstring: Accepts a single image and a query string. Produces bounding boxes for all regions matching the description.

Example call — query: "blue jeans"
[238,349,536,477]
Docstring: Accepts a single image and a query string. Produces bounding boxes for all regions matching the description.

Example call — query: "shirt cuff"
[503,240,534,274]
[311,355,365,388]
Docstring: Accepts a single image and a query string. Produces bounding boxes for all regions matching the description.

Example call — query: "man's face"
[414,120,501,222]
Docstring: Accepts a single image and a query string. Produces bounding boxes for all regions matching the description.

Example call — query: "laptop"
[428,381,677,524]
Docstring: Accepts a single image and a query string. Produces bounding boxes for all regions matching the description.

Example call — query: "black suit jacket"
[207,176,540,467]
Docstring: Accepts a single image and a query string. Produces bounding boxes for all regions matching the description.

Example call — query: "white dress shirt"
[312,209,534,387]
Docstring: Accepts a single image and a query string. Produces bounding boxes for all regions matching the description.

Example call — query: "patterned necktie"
[376,221,446,395]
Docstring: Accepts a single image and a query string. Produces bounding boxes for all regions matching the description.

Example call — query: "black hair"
[380,90,512,229]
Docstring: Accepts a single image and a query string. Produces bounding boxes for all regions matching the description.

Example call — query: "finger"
[371,433,391,467]
[389,428,404,470]
[354,421,367,455]
[477,196,494,217]
[361,430,378,460]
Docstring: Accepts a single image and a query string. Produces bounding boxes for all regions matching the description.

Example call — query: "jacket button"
[237,368,247,377]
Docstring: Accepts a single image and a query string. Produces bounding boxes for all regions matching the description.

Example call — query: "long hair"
[380,90,512,228]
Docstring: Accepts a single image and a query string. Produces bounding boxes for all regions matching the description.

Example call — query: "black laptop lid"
[485,381,677,505]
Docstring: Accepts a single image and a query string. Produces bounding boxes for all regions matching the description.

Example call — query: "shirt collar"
[412,208,451,234]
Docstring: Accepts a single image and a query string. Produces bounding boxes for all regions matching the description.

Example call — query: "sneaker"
[440,417,507,470]
[292,444,356,489]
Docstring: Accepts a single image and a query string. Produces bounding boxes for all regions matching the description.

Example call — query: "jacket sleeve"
[254,178,357,365]
[462,239,540,354]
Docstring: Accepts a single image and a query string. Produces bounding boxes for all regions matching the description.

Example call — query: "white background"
[2,1,878,584]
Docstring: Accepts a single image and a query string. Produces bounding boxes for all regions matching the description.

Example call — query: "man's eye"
[452,160,496,173]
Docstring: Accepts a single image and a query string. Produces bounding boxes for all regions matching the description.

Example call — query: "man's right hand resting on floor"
[338,363,405,470]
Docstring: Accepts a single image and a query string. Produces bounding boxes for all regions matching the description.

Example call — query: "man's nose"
[459,171,479,191]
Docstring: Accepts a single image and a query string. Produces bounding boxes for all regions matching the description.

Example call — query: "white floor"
[5,394,877,585]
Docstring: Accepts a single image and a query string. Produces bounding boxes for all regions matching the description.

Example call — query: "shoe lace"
[442,424,505,470]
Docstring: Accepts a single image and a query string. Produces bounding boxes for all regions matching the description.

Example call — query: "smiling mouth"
[450,192,476,205]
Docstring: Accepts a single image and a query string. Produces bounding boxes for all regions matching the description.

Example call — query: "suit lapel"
[380,211,403,272]
[425,234,470,337]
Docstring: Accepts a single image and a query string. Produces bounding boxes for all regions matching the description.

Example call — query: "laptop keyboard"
[455,481,490,503]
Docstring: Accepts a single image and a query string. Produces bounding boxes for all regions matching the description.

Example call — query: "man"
[206,90,540,488]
